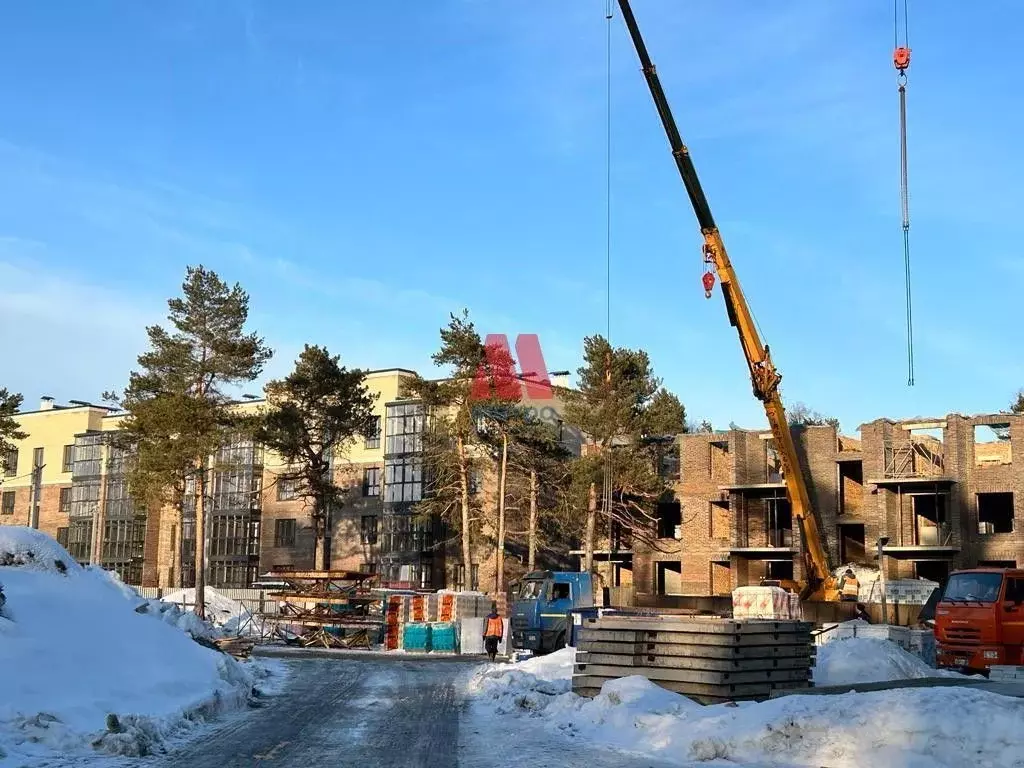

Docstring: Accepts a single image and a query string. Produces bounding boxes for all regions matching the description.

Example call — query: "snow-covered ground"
[0,527,279,766]
[467,641,1024,768]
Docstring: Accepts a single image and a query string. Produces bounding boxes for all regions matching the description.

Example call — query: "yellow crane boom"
[617,0,834,600]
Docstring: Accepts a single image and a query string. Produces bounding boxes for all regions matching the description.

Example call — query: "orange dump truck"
[934,568,1024,673]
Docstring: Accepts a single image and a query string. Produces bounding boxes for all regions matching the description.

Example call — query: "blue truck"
[510,570,595,654]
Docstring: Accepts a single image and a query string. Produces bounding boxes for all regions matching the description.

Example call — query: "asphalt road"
[121,658,680,768]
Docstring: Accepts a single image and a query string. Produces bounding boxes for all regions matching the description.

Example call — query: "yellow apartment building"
[1,370,576,592]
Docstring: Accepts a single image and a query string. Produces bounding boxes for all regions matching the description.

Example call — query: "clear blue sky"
[1,1,1022,433]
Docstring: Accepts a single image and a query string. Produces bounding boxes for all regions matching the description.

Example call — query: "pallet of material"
[575,627,812,648]
[578,652,812,672]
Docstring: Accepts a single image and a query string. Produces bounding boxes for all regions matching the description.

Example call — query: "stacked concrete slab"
[572,614,815,704]
[990,666,1024,681]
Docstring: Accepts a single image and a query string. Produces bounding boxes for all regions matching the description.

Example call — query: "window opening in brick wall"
[454,563,479,591]
[62,444,75,473]
[838,523,866,563]
[885,425,944,480]
[655,561,683,595]
[765,559,794,581]
[709,440,730,482]
[385,402,424,455]
[1,490,15,515]
[765,439,784,483]
[974,424,1011,467]
[978,492,1014,534]
[363,466,381,497]
[33,447,44,469]
[912,492,948,545]
[979,560,1017,568]
[364,415,381,450]
[656,501,681,539]
[915,560,949,586]
[274,518,296,547]
[766,497,792,548]
[838,460,864,516]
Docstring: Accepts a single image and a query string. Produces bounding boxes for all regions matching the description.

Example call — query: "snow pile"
[468,640,1024,767]
[813,637,965,687]
[470,647,574,713]
[161,587,263,637]
[0,527,268,766]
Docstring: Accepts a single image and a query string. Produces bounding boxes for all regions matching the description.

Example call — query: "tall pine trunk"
[584,481,597,573]
[456,435,473,590]
[193,463,207,620]
[527,469,538,572]
[495,431,509,594]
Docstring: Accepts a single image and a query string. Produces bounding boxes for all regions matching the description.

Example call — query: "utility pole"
[29,462,44,529]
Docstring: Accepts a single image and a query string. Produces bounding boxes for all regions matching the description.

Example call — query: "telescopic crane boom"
[616,0,835,600]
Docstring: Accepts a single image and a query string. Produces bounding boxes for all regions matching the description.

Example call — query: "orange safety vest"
[841,576,860,598]
[484,616,504,638]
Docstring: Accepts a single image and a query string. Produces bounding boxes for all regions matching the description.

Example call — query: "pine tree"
[0,389,28,474]
[255,345,377,570]
[403,310,491,590]
[112,265,270,618]
[563,335,686,572]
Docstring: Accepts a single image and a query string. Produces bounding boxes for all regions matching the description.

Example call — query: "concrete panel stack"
[572,615,815,704]
[989,666,1024,681]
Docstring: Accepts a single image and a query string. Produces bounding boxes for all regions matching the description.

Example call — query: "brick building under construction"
[622,413,1023,601]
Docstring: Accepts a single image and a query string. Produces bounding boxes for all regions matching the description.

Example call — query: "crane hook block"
[702,271,716,298]
[893,47,911,72]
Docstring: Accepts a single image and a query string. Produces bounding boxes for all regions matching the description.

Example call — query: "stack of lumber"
[213,636,256,659]
[573,614,815,704]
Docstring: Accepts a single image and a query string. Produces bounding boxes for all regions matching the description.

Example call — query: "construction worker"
[855,603,871,623]
[838,568,860,602]
[482,604,504,663]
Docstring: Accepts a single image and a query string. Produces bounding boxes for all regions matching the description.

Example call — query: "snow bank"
[161,587,265,637]
[0,527,270,766]
[468,640,1024,767]
[813,637,965,687]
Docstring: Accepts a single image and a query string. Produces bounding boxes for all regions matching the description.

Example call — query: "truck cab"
[934,568,1024,673]
[511,571,594,654]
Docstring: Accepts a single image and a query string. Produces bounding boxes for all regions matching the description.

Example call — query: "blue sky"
[1,1,1023,434]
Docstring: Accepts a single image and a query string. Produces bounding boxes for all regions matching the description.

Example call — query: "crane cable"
[894,0,914,386]
[603,0,615,554]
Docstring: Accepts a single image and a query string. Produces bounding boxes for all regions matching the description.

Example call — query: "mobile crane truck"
[616,0,838,602]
